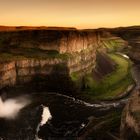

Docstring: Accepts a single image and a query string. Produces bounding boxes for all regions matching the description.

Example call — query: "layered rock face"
[0,59,65,89]
[0,50,96,92]
[121,89,140,140]
[109,26,140,62]
[0,29,100,92]
[128,37,140,62]
[0,29,100,53]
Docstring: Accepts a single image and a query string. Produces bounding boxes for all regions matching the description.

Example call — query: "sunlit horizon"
[0,0,140,29]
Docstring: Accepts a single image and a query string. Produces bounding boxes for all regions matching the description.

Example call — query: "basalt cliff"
[0,29,99,91]
[0,28,127,93]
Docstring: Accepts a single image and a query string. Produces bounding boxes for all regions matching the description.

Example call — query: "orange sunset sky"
[0,0,140,29]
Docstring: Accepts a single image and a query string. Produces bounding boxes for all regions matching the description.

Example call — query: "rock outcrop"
[108,26,140,62]
[0,29,100,53]
[0,28,101,92]
[121,89,140,140]
[0,28,127,93]
[0,50,96,92]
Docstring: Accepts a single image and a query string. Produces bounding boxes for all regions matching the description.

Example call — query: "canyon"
[0,29,100,92]
[0,26,139,140]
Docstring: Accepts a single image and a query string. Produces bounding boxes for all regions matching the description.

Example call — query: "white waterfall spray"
[0,95,30,119]
[36,105,52,140]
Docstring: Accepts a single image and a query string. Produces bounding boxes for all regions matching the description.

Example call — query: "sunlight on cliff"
[0,96,30,119]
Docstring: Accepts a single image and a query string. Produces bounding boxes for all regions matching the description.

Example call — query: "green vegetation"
[83,53,133,100]
[70,72,83,89]
[0,53,26,62]
[70,72,80,82]
[0,41,94,62]
[0,47,71,62]
[0,35,99,63]
[102,39,125,52]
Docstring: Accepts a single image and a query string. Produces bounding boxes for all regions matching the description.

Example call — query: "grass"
[0,47,71,62]
[0,41,95,63]
[102,39,125,52]
[70,72,83,90]
[0,53,26,62]
[70,72,80,82]
[83,53,133,100]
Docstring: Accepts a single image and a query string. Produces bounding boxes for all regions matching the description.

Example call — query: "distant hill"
[0,26,76,31]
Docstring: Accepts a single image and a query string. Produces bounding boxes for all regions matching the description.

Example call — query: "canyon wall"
[110,27,140,139]
[108,26,140,62]
[0,28,127,93]
[121,89,140,140]
[0,48,96,92]
[0,29,100,53]
[0,29,100,92]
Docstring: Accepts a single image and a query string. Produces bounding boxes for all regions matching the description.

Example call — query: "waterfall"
[35,105,52,140]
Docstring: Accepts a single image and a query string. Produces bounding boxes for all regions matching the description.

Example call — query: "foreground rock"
[121,89,140,140]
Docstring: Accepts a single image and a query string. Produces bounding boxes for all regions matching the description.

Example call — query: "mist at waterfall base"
[0,95,31,119]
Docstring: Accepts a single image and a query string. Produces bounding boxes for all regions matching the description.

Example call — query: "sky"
[0,0,140,29]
